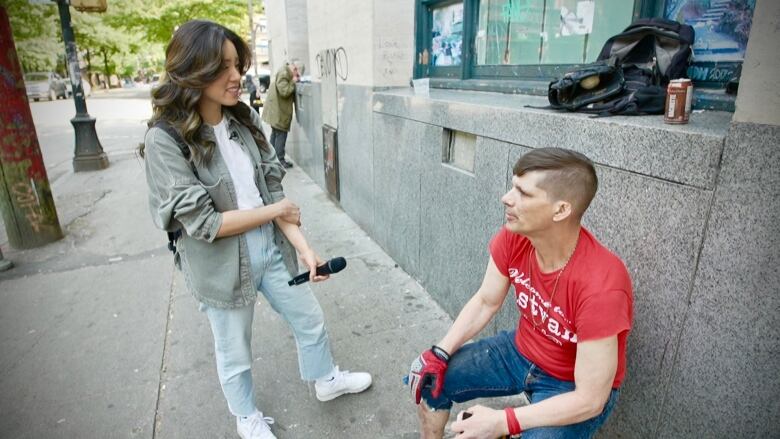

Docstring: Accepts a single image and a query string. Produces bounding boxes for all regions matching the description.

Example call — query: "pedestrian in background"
[141,20,371,439]
[249,85,263,114]
[245,73,256,96]
[262,59,300,168]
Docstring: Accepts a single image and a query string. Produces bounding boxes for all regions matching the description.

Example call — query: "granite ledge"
[295,82,314,97]
[372,88,732,189]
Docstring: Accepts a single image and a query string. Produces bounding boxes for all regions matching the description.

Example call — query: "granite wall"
[289,83,376,233]
[288,83,778,437]
[655,122,780,437]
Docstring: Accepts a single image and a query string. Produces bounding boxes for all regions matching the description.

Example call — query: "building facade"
[265,0,779,436]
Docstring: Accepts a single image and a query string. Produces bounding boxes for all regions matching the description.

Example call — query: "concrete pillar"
[733,0,780,126]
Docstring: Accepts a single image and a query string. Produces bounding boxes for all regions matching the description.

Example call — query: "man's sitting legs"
[416,331,619,439]
[417,331,529,438]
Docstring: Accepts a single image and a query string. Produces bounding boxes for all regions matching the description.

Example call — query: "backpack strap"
[152,121,198,177]
[152,120,198,255]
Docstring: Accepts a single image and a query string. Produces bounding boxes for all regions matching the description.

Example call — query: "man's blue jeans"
[421,330,619,439]
[200,224,335,416]
[269,128,288,163]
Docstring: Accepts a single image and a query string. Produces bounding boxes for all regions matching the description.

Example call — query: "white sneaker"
[315,366,373,402]
[237,411,276,439]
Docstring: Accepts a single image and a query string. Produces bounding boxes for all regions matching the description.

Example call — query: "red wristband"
[504,407,522,437]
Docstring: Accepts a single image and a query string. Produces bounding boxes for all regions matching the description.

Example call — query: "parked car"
[24,72,68,101]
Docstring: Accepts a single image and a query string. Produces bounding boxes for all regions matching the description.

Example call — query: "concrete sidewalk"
[0,99,463,438]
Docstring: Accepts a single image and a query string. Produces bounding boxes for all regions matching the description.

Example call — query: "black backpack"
[546,18,694,116]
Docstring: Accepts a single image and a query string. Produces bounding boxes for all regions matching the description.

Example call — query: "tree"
[113,0,248,45]
[71,9,135,85]
[3,0,250,84]
[3,0,61,72]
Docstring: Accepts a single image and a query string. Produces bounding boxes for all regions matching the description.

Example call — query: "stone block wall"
[288,84,778,437]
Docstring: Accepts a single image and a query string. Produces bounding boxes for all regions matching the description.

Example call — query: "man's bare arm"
[515,336,618,428]
[437,257,511,355]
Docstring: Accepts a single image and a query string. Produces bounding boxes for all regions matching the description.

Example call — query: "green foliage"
[113,0,249,45]
[3,0,251,81]
[3,0,61,72]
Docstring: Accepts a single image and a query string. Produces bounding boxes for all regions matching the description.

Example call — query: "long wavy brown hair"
[141,20,270,164]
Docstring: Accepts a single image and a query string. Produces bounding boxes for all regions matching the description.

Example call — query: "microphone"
[229,131,239,141]
[288,257,347,286]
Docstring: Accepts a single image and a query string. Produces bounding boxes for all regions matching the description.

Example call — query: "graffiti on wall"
[378,38,408,79]
[10,180,47,232]
[316,47,348,81]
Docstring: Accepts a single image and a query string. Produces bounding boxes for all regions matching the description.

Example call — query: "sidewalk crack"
[62,189,111,230]
[152,265,176,438]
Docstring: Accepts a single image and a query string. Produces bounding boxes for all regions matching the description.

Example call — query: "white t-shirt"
[212,117,264,210]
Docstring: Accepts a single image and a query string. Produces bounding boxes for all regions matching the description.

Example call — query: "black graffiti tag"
[316,47,348,81]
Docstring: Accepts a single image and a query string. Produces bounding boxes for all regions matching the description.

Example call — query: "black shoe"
[280,159,293,169]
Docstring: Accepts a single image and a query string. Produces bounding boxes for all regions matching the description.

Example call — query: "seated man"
[409,147,633,439]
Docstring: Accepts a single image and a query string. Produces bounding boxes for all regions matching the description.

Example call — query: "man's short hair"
[513,148,598,218]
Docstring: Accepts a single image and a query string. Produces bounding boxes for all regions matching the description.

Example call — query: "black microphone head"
[328,257,347,273]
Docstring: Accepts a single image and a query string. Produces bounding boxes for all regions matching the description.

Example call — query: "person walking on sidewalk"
[249,86,263,115]
[261,59,300,168]
[407,148,633,439]
[141,20,371,439]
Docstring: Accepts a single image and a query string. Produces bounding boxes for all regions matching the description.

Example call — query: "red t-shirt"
[489,227,633,388]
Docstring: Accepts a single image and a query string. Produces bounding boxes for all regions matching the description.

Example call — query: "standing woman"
[141,20,371,439]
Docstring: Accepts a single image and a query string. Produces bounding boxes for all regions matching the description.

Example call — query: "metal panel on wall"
[317,48,345,200]
[322,124,339,201]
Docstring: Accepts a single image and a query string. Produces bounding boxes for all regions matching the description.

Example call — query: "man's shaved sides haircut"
[513,148,598,218]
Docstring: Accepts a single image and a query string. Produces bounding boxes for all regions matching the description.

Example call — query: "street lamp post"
[56,0,109,172]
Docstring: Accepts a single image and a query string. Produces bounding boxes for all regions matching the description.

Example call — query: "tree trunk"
[102,48,109,88]
[85,48,92,86]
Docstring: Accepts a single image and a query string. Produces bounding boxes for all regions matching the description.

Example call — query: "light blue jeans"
[200,224,335,416]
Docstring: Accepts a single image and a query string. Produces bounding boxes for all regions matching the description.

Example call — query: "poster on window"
[560,0,595,36]
[665,0,756,63]
[432,3,464,66]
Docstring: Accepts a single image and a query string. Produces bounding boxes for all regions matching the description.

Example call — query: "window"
[415,0,757,110]
[418,0,638,80]
[442,128,476,174]
[432,3,464,66]
[665,0,756,88]
[475,0,633,66]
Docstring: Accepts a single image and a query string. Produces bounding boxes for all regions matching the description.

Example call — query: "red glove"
[408,345,451,404]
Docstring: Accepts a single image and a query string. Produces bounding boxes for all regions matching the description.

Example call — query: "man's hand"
[299,248,328,282]
[408,346,450,404]
[450,405,506,439]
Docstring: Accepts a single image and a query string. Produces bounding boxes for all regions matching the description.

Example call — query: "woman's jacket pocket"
[201,177,236,213]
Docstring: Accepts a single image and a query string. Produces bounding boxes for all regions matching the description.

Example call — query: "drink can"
[664,79,693,124]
